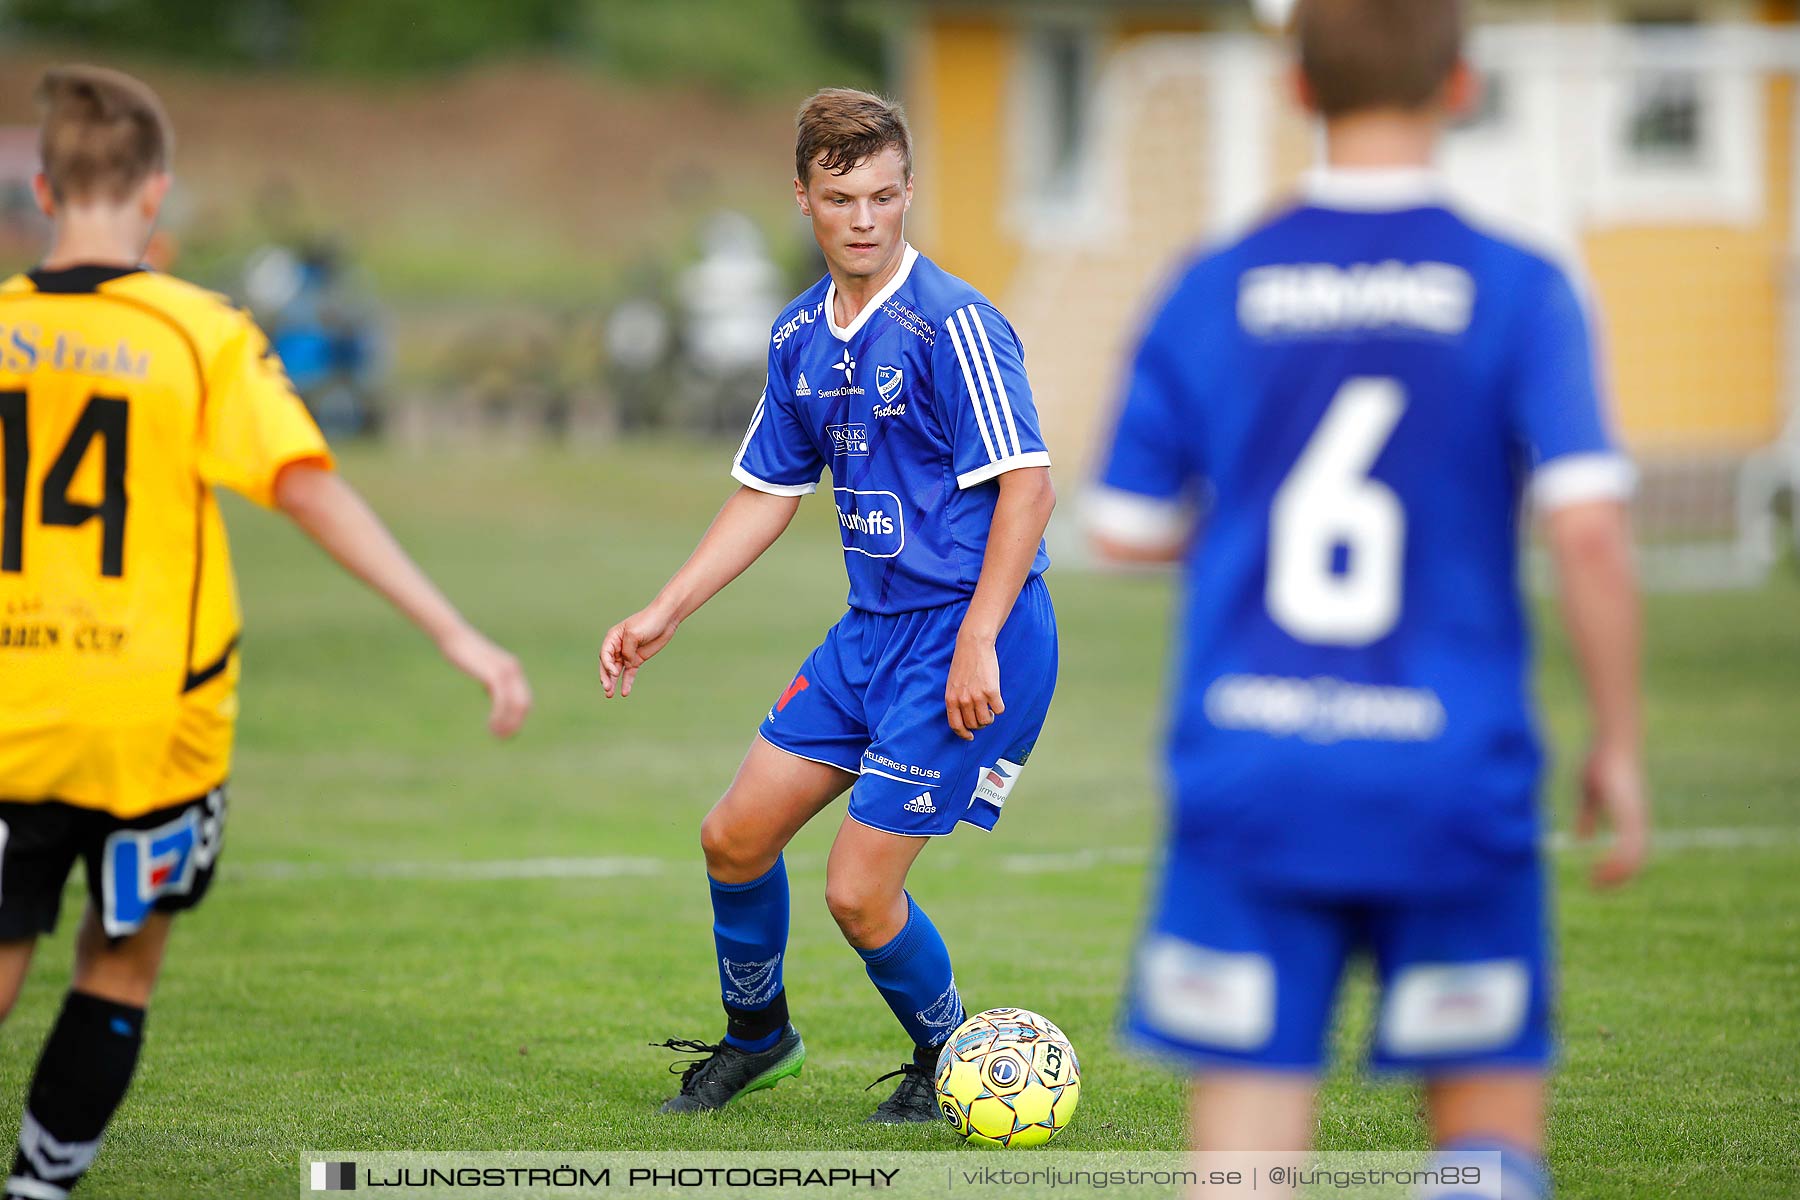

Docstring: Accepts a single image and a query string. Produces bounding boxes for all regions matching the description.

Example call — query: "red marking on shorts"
[149,863,172,888]
[776,675,810,713]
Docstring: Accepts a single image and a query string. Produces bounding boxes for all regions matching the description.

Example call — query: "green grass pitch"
[1,444,1794,1197]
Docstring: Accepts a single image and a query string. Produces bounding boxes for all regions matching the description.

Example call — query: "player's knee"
[700,809,770,882]
[0,959,26,1024]
[699,811,739,873]
[824,887,870,943]
[824,879,886,947]
[72,935,166,1009]
[71,962,159,1009]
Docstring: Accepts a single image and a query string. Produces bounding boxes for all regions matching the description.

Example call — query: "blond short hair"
[795,88,911,185]
[37,64,173,203]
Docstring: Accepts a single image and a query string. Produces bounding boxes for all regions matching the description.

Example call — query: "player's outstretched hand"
[1576,739,1650,889]
[945,631,1004,742]
[599,604,680,699]
[437,624,532,739]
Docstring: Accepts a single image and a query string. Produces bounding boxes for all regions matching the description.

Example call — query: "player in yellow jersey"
[0,66,532,1200]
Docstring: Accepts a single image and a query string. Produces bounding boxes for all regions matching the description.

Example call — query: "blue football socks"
[710,856,790,1052]
[857,892,965,1051]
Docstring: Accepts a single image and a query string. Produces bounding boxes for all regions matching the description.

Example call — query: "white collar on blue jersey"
[1301,167,1446,212]
[825,242,920,342]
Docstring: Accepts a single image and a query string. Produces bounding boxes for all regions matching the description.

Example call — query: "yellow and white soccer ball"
[934,1007,1080,1147]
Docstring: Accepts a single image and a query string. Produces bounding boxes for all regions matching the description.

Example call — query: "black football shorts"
[0,786,227,941]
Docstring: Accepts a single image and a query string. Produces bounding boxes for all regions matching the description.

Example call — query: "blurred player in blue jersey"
[1089,2,1647,1195]
[599,89,1058,1121]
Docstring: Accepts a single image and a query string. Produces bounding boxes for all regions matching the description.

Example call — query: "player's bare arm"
[273,462,531,738]
[1089,532,1183,565]
[945,466,1054,740]
[1544,497,1648,888]
[1086,469,1194,566]
[599,485,802,699]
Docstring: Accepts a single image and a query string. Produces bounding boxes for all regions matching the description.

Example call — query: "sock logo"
[17,1110,101,1184]
[916,979,964,1035]
[904,793,937,814]
[722,954,783,1007]
[310,1161,356,1191]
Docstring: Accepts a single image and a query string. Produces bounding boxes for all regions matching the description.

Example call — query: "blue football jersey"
[1092,169,1635,895]
[733,245,1052,613]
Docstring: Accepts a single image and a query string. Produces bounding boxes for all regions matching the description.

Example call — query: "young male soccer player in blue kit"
[599,89,1058,1121]
[1089,2,1648,1194]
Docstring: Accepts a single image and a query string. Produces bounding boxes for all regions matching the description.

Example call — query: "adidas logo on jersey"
[795,373,811,397]
[904,792,937,814]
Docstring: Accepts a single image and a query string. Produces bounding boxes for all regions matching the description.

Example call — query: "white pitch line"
[1547,826,1800,852]
[229,827,1800,885]
[237,856,665,882]
[998,847,1151,874]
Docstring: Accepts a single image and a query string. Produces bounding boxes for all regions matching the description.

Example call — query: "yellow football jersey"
[0,264,333,817]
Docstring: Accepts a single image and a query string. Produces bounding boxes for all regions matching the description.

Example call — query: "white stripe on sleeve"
[731,463,817,496]
[954,307,1010,463]
[969,308,1023,457]
[1531,452,1637,511]
[1084,484,1193,549]
[732,390,767,470]
[945,314,1000,462]
[956,450,1052,490]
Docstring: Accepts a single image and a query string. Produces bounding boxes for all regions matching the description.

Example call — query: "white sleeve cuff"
[731,463,818,496]
[956,450,1053,490]
[1531,452,1637,511]
[1084,484,1193,549]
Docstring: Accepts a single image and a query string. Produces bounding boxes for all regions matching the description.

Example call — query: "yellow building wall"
[907,18,1019,294]
[912,12,1221,296]
[1586,226,1785,451]
[912,7,1794,456]
[1582,69,1791,451]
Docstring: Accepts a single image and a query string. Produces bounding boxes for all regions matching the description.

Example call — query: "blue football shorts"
[759,574,1057,837]
[1125,851,1553,1075]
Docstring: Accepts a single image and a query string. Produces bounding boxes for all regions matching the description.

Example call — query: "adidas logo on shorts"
[904,792,937,814]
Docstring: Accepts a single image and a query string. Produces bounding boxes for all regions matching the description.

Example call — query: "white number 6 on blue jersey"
[1267,377,1406,646]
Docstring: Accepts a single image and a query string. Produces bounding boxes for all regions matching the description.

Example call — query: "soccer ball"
[934,1007,1080,1147]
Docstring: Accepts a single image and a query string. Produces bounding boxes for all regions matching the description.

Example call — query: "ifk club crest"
[876,365,904,404]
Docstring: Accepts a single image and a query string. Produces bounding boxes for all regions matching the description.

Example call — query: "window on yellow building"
[1011,20,1103,235]
[1585,8,1760,227]
[1624,8,1704,165]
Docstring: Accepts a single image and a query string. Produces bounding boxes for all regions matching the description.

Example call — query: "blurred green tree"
[5,0,884,88]
[582,0,882,93]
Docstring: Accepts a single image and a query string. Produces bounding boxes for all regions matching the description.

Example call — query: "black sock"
[8,991,145,1200]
